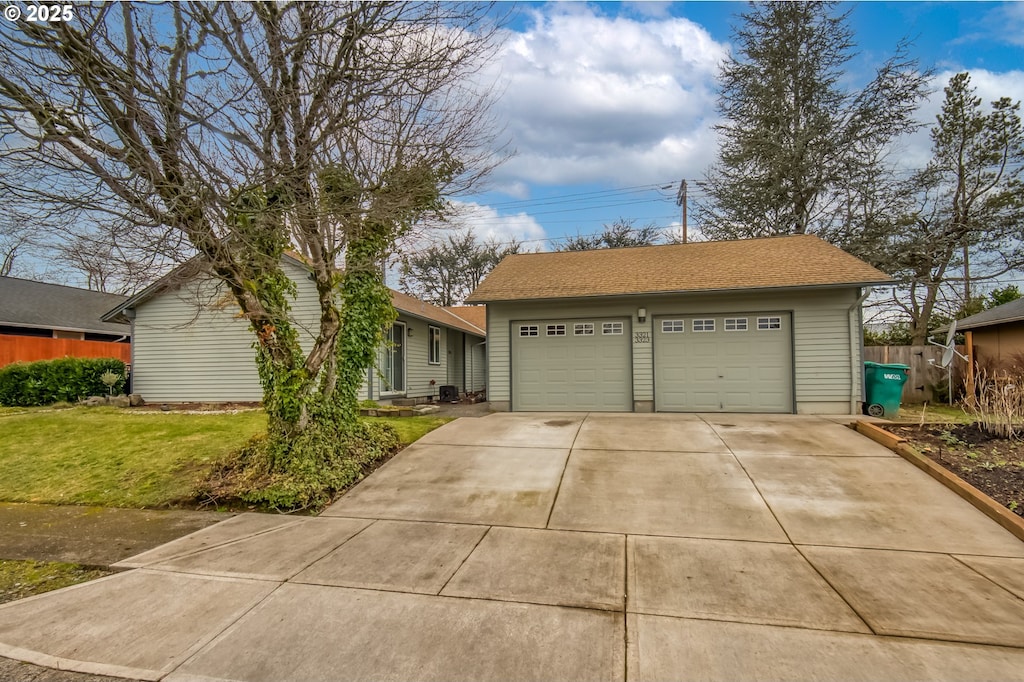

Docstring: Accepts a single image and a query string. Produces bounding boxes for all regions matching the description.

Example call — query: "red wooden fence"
[0,335,131,368]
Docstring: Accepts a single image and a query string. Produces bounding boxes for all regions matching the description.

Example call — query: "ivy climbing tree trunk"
[0,2,504,507]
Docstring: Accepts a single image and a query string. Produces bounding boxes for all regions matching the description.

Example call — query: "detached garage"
[466,235,891,414]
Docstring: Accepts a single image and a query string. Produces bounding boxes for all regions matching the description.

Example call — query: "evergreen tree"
[697,2,928,240]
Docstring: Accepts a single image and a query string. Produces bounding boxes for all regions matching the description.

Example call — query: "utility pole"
[675,179,688,243]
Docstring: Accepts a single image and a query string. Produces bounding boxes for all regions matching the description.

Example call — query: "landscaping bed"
[884,422,1024,517]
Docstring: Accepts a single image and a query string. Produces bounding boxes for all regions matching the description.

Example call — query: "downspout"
[849,287,871,414]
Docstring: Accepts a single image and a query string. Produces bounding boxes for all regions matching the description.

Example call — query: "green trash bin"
[863,361,910,418]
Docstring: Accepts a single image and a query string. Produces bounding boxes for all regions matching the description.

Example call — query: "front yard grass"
[0,407,451,508]
[0,559,111,605]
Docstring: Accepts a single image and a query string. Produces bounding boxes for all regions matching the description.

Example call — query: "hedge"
[0,357,127,407]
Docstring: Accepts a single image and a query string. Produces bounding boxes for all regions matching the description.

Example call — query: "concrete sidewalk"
[1,413,1024,681]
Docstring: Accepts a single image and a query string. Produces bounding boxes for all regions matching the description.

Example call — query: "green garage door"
[654,313,793,413]
[511,318,632,411]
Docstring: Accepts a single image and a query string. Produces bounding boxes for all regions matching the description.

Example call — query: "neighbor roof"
[445,305,486,333]
[466,234,891,303]
[946,298,1024,332]
[102,256,484,337]
[0,276,129,335]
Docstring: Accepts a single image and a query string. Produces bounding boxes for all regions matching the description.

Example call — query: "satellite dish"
[940,319,957,368]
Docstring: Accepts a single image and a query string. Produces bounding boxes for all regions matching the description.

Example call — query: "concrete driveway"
[2,413,1024,681]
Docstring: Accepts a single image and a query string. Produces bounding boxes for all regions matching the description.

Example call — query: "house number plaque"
[633,331,651,344]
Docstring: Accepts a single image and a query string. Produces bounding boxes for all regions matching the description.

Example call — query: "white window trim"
[546,324,567,336]
[519,325,539,337]
[428,325,441,365]
[693,319,716,333]
[574,323,595,336]
[724,317,748,332]
[661,320,685,333]
[602,322,624,335]
[757,316,782,331]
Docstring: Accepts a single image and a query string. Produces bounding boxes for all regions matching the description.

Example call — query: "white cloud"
[485,5,727,188]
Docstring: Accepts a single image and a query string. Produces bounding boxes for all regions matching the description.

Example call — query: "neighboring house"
[0,276,130,367]
[946,298,1024,372]
[102,255,485,403]
[466,234,890,414]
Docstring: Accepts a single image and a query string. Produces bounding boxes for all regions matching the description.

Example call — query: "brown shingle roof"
[445,305,486,332]
[466,235,890,303]
[390,289,485,337]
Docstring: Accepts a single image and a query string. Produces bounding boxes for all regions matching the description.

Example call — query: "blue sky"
[441,1,1024,251]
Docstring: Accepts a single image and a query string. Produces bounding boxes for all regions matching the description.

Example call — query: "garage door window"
[724,318,748,332]
[693,319,715,332]
[574,323,594,335]
[546,324,566,336]
[757,316,782,330]
[602,322,623,335]
[662,320,684,333]
[519,325,539,337]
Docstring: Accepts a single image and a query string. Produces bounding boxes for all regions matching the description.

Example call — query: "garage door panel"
[655,313,792,413]
[512,318,631,412]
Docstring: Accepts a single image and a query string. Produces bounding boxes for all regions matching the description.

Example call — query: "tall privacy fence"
[0,335,131,368]
[864,345,966,404]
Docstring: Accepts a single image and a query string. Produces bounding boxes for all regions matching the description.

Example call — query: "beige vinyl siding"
[486,288,862,414]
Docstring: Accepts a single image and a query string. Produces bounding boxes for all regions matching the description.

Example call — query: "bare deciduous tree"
[0,2,504,505]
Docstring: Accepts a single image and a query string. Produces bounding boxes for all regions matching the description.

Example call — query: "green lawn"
[0,407,451,508]
[0,559,111,605]
[893,402,975,424]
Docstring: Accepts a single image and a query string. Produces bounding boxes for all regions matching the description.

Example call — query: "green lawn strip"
[893,403,974,424]
[0,559,111,605]
[367,416,454,444]
[0,407,266,507]
[0,408,452,508]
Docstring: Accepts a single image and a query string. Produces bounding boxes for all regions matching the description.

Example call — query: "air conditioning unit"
[439,385,458,402]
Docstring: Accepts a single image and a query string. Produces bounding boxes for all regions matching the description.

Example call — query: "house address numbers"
[633,331,651,344]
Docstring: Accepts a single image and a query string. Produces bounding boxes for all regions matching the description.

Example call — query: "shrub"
[0,357,127,407]
[203,418,401,511]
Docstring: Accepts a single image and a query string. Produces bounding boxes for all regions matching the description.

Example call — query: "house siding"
[486,288,862,414]
[132,263,477,403]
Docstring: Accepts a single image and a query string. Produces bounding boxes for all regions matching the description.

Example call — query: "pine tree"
[697,2,928,240]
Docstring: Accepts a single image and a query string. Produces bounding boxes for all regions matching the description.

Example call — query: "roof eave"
[467,280,891,304]
[947,315,1024,333]
[395,308,485,338]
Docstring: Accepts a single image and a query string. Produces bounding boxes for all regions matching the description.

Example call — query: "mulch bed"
[885,423,1024,518]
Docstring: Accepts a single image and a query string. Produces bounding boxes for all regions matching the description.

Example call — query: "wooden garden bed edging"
[854,420,1024,544]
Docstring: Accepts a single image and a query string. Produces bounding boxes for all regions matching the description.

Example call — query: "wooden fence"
[863,345,965,404]
[0,335,131,368]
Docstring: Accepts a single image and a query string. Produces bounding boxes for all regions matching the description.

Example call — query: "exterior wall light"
[637,308,647,323]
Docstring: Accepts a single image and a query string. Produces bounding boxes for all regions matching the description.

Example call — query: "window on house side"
[428,325,441,364]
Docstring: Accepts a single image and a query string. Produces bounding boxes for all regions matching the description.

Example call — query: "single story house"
[102,255,485,403]
[466,234,890,414]
[0,276,130,367]
[947,298,1024,373]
